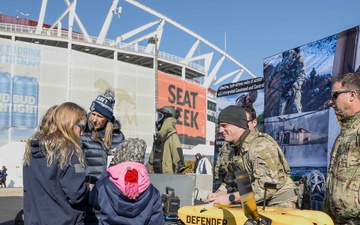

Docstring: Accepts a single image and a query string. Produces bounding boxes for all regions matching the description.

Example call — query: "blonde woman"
[23,102,89,225]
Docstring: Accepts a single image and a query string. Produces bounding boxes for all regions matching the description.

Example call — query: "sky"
[1,0,360,90]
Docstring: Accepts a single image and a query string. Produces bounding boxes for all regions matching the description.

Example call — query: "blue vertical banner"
[0,72,12,128]
[11,75,39,128]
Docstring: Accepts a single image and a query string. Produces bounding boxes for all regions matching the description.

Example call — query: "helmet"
[161,106,177,118]
[155,106,179,130]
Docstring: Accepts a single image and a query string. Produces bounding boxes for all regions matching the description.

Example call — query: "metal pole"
[154,35,158,107]
[148,35,159,107]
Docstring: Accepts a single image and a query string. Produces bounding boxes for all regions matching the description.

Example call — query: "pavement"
[0,188,184,224]
[0,188,23,225]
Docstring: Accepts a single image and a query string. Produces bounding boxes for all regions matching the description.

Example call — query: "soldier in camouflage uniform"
[268,47,306,115]
[292,72,306,113]
[205,105,297,208]
[324,73,360,225]
[214,106,259,190]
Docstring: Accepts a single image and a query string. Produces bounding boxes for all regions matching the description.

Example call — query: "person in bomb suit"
[268,47,306,115]
[206,105,297,208]
[149,106,186,174]
[323,72,360,224]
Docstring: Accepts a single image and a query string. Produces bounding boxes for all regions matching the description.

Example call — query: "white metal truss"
[123,0,257,88]
[34,0,257,89]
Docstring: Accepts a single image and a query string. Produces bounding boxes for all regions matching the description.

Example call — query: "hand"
[88,183,94,191]
[204,190,227,204]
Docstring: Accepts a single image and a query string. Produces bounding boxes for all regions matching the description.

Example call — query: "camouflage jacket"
[270,51,306,89]
[215,129,259,181]
[214,142,230,190]
[219,130,297,206]
[324,111,360,224]
[214,142,230,180]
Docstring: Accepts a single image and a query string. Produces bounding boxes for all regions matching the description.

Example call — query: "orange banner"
[158,72,206,144]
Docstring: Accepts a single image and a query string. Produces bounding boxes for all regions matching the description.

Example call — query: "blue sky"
[1,0,360,89]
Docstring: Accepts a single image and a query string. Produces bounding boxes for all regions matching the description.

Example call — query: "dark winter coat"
[88,162,165,225]
[23,139,89,225]
[82,119,125,183]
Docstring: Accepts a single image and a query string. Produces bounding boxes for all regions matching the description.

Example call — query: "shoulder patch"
[74,164,85,173]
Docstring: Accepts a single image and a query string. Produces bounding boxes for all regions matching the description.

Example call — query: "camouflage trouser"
[293,89,302,113]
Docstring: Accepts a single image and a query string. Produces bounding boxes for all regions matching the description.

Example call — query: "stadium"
[0,0,256,195]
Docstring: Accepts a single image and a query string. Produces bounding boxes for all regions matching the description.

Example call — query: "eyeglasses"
[76,123,86,132]
[331,90,360,101]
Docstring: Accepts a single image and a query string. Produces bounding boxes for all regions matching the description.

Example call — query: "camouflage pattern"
[222,130,297,208]
[113,138,147,164]
[324,112,360,224]
[214,142,230,190]
[215,129,260,190]
[269,48,306,115]
[292,72,306,113]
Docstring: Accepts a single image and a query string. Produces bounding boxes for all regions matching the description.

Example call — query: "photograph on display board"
[264,35,336,118]
[262,25,360,211]
[263,33,341,210]
[264,110,329,207]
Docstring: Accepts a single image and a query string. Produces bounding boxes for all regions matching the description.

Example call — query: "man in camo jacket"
[324,72,360,225]
[214,106,259,190]
[206,105,297,208]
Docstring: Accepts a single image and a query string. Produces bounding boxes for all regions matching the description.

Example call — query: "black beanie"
[218,105,248,129]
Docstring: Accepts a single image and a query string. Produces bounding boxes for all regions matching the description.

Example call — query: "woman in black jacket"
[81,88,125,224]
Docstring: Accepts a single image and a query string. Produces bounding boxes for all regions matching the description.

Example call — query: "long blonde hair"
[24,102,86,169]
[91,120,114,150]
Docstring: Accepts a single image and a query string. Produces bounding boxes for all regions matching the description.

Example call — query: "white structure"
[0,0,256,190]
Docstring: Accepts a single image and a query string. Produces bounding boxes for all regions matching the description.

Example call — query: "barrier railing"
[0,22,205,73]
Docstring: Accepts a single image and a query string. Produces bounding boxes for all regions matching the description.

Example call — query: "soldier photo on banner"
[264,35,336,118]
[263,25,360,211]
[263,35,337,210]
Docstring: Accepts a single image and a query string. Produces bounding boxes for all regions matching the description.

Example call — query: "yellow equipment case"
[178,204,334,225]
[176,170,333,225]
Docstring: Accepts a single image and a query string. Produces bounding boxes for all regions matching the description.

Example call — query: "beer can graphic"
[12,75,39,128]
[0,72,12,128]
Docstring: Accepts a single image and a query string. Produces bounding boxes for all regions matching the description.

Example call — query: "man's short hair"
[244,106,257,121]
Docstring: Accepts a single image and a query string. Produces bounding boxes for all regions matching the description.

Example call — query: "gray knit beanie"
[112,138,147,164]
[218,105,248,129]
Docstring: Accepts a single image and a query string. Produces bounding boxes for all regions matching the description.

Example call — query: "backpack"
[152,133,175,173]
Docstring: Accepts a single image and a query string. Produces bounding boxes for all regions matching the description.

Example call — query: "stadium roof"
[0,0,257,89]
